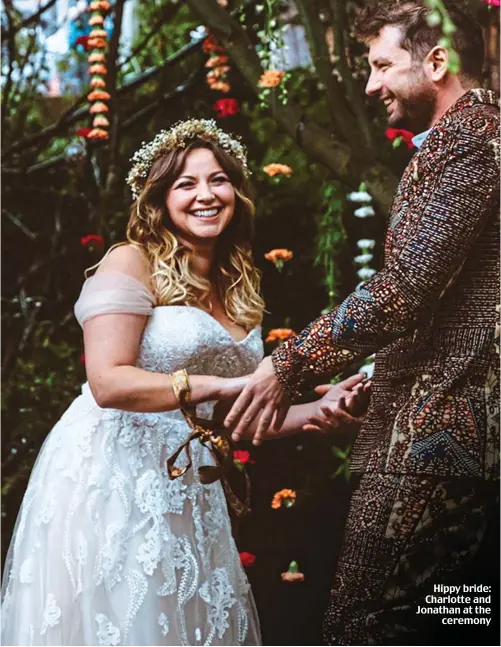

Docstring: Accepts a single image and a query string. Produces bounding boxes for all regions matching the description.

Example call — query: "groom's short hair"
[355,0,484,84]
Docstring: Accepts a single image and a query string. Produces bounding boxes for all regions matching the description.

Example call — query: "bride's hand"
[217,375,251,401]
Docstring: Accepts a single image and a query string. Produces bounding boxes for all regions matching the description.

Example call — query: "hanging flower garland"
[86,1,111,141]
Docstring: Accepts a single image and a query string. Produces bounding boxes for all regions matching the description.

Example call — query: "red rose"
[75,35,89,50]
[81,234,104,249]
[213,98,240,118]
[76,127,92,139]
[239,552,256,567]
[385,128,415,150]
[233,449,255,465]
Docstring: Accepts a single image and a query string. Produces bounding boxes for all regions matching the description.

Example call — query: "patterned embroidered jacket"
[272,89,500,480]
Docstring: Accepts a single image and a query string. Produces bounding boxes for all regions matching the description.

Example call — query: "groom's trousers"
[322,472,499,645]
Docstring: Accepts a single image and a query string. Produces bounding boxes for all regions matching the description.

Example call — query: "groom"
[226,1,499,644]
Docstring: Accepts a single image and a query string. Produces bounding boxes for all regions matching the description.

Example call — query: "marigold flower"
[264,248,293,263]
[205,55,229,68]
[88,90,111,102]
[88,37,107,49]
[281,561,304,582]
[271,488,296,509]
[81,234,104,248]
[239,552,256,567]
[89,29,107,39]
[87,127,109,140]
[207,79,231,93]
[88,52,106,63]
[93,115,109,128]
[262,163,292,177]
[207,66,231,79]
[385,128,415,150]
[89,1,111,11]
[90,77,106,89]
[213,98,240,118]
[265,328,296,343]
[258,70,285,88]
[89,102,109,114]
[89,64,107,75]
[202,34,225,54]
[89,14,105,26]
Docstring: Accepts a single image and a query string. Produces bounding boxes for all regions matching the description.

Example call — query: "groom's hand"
[224,356,290,446]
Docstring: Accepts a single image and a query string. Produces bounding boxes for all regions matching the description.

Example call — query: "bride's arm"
[214,374,369,439]
[82,245,244,413]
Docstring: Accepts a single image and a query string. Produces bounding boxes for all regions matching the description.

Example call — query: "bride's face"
[165,147,236,247]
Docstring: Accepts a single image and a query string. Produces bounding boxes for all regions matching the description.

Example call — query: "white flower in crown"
[126,119,250,199]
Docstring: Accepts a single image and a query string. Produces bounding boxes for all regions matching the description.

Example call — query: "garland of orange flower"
[86,1,111,141]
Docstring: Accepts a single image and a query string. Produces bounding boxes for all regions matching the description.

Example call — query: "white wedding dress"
[1,272,263,646]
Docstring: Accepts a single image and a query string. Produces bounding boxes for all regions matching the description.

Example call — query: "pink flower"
[385,128,415,150]
[485,0,500,6]
[213,98,240,118]
[81,234,104,249]
[239,552,256,567]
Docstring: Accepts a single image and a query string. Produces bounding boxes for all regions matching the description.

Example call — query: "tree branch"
[1,0,58,40]
[329,0,373,151]
[185,0,398,211]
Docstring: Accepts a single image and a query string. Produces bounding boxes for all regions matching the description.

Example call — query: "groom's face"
[365,25,437,132]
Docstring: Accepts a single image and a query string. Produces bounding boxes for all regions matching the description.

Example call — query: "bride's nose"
[196,183,216,203]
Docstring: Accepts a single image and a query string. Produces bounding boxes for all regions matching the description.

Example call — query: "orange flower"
[88,89,111,101]
[263,163,292,177]
[202,34,225,54]
[88,37,107,49]
[265,328,296,343]
[205,55,229,68]
[281,561,304,582]
[89,14,105,26]
[89,1,110,10]
[207,79,231,93]
[90,77,106,88]
[258,70,285,88]
[264,248,293,263]
[207,66,231,79]
[89,101,109,114]
[87,128,109,141]
[89,28,107,39]
[93,115,109,128]
[89,64,107,75]
[271,488,296,509]
[88,52,105,63]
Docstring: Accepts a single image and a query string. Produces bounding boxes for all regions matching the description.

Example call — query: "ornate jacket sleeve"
[272,106,500,399]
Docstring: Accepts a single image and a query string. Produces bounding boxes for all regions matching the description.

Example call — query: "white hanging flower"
[346,190,372,203]
[354,206,376,218]
[357,267,376,280]
[357,238,376,250]
[189,26,207,41]
[354,253,373,265]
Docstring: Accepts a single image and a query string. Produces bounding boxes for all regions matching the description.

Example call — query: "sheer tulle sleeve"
[74,271,155,327]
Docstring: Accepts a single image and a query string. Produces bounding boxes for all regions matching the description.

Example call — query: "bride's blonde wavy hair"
[126,139,264,329]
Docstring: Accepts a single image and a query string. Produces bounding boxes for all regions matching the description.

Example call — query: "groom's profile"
[226,1,500,644]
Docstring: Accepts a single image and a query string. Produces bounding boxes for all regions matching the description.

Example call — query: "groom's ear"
[424,45,449,83]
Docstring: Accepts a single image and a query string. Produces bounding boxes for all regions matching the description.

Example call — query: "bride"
[1,119,367,646]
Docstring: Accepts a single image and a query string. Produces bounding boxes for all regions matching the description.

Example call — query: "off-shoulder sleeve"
[74,271,155,327]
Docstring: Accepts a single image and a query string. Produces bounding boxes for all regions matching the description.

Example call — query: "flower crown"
[126,118,249,199]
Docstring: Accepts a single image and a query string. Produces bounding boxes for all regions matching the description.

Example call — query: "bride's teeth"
[192,209,219,218]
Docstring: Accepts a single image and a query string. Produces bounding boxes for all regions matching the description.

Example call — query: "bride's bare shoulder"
[96,243,152,290]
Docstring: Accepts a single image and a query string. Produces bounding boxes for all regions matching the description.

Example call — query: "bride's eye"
[212,175,229,183]
[176,181,194,189]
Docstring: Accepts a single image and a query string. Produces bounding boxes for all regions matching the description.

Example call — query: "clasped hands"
[222,356,371,446]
